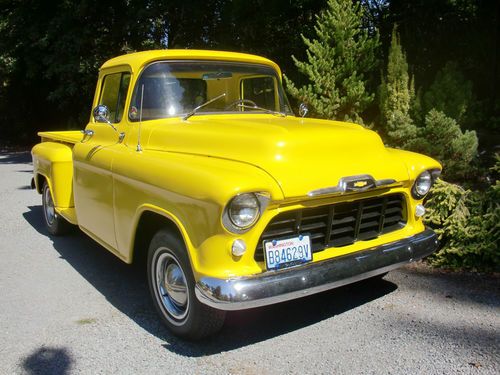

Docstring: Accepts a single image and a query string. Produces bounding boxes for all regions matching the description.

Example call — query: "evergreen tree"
[379,26,417,147]
[379,26,478,180]
[284,0,379,124]
[423,61,473,124]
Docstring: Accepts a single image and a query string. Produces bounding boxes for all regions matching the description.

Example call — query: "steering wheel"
[224,99,258,111]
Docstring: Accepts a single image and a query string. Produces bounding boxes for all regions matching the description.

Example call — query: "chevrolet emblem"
[353,180,368,188]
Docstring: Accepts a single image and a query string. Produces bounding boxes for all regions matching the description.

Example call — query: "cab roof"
[100,49,282,76]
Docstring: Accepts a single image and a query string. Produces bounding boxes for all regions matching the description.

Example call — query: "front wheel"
[147,229,226,340]
[42,181,70,235]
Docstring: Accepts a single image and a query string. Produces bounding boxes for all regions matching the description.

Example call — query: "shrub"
[424,158,500,272]
[423,61,473,125]
[413,109,478,180]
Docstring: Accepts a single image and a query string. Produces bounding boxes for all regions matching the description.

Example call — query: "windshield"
[128,61,293,121]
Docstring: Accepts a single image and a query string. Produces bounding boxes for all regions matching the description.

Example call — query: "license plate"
[264,235,312,270]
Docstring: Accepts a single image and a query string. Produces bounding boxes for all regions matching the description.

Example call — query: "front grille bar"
[255,193,406,262]
[324,205,335,246]
[377,196,388,233]
[353,201,364,241]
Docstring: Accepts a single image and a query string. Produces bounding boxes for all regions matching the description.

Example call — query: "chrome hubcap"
[43,186,55,225]
[155,251,189,321]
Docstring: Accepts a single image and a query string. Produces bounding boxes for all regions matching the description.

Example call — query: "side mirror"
[93,104,118,131]
[93,105,111,124]
[298,103,309,118]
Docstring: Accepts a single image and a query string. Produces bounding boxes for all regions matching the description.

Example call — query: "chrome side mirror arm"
[93,105,117,131]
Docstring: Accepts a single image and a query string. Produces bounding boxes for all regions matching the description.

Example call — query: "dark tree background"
[0,0,498,146]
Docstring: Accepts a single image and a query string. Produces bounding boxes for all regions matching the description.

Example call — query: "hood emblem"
[344,176,375,192]
[307,175,397,197]
[353,180,368,188]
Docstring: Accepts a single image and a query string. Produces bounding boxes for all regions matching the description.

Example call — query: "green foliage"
[413,109,478,180]
[409,85,424,127]
[284,0,379,124]
[379,26,417,147]
[424,164,500,272]
[379,28,479,180]
[0,0,327,143]
[384,0,499,130]
[423,62,473,124]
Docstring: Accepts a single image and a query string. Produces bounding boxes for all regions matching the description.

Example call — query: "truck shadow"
[23,205,398,357]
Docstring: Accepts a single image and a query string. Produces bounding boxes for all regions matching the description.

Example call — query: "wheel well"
[132,211,184,267]
[35,174,46,194]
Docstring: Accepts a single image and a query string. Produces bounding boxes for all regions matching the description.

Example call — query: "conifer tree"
[379,26,417,147]
[284,0,379,124]
[423,62,473,124]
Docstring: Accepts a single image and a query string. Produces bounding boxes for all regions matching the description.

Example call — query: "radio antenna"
[137,84,144,152]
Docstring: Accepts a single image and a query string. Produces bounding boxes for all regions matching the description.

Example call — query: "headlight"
[412,170,432,199]
[223,192,270,233]
[228,193,260,229]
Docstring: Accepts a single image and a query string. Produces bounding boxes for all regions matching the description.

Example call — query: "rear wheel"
[147,229,226,340]
[42,181,70,235]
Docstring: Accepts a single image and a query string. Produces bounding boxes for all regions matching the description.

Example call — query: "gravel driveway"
[0,151,499,375]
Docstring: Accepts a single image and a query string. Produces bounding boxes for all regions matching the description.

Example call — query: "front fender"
[112,149,284,274]
[387,148,442,181]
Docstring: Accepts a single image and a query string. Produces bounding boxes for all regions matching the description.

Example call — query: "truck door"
[73,71,131,250]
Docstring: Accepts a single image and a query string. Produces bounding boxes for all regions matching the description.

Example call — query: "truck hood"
[147,115,410,198]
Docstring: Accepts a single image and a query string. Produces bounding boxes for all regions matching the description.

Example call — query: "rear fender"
[31,142,74,208]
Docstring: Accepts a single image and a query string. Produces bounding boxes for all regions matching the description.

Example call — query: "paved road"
[0,151,499,375]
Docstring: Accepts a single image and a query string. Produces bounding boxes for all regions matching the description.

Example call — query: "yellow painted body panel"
[31,50,441,281]
[31,142,74,208]
[39,130,84,144]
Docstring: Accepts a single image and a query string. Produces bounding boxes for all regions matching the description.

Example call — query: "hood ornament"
[298,103,309,118]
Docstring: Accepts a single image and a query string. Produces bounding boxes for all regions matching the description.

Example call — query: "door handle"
[81,129,94,142]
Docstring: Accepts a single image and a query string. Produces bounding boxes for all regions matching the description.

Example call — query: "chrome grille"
[254,194,406,261]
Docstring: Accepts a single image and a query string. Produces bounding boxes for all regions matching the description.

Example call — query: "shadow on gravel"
[396,266,500,308]
[0,151,32,164]
[391,317,500,356]
[23,205,397,356]
[22,346,73,375]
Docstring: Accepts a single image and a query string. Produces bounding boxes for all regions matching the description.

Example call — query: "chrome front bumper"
[195,229,438,311]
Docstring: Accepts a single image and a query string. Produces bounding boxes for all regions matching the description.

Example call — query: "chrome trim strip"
[375,178,397,186]
[195,229,438,311]
[307,175,397,197]
[306,185,343,196]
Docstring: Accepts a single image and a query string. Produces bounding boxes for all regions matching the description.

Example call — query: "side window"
[99,72,131,123]
[241,76,276,110]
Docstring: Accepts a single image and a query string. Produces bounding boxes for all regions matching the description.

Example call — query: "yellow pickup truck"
[31,50,441,339]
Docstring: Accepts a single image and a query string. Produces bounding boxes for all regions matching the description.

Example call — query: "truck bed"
[38,130,83,144]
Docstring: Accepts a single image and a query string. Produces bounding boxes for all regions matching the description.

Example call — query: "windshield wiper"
[183,93,226,120]
[236,103,286,117]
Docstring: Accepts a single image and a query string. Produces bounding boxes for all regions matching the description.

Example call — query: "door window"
[99,72,131,123]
